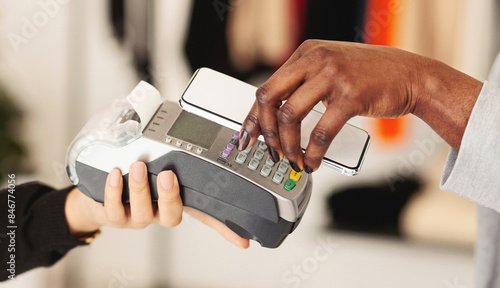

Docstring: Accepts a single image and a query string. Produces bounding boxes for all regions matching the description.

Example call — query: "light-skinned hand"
[65,161,249,249]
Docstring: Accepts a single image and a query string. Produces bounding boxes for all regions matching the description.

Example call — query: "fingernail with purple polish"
[269,147,280,163]
[238,131,250,151]
[290,161,301,172]
[304,166,313,174]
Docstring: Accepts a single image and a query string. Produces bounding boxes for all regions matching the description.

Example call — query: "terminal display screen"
[167,111,221,149]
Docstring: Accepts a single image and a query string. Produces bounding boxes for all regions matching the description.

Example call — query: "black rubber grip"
[74,151,295,248]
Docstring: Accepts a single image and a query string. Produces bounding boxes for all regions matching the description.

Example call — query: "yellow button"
[289,170,301,182]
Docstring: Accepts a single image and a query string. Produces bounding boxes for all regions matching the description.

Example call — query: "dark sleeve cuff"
[1,183,88,281]
[26,185,87,252]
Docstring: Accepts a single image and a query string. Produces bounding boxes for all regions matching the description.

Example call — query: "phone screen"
[180,68,370,174]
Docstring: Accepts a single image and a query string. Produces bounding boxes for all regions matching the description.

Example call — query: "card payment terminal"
[66,81,313,248]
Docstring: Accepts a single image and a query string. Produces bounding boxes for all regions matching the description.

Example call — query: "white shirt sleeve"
[440,81,500,213]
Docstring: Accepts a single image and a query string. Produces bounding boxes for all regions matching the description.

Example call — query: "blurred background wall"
[0,0,499,287]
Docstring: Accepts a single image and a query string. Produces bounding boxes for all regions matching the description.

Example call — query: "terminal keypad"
[219,133,301,191]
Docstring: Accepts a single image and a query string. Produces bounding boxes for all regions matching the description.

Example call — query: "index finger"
[238,102,260,151]
[247,63,308,161]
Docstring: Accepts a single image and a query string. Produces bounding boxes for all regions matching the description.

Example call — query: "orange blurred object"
[364,0,397,46]
[375,117,409,142]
